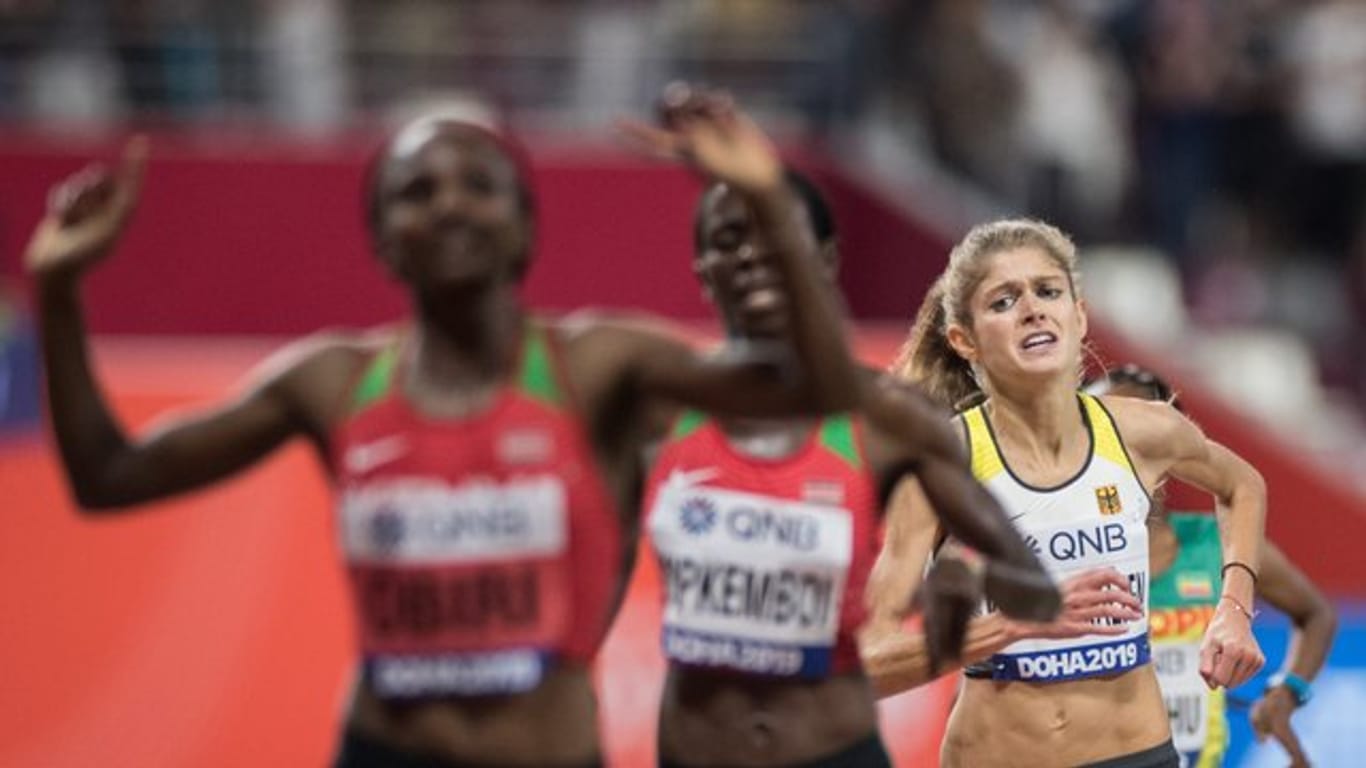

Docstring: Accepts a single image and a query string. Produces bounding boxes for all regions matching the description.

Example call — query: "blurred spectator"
[1008,0,1133,241]
[0,1,59,118]
[346,0,463,113]
[1213,0,1295,257]
[1131,0,1225,275]
[21,0,122,126]
[112,0,239,120]
[792,1,880,140]
[1283,0,1366,260]
[895,0,1023,201]
[259,0,347,131]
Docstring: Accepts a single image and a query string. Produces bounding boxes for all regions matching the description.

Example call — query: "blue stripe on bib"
[988,634,1150,682]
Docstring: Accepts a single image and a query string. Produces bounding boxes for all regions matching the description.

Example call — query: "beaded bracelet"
[1220,594,1260,621]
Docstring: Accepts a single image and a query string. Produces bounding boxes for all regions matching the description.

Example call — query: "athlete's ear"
[945,323,977,363]
[1076,297,1089,341]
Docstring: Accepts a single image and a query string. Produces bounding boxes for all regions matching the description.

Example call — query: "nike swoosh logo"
[345,436,410,474]
[663,467,721,494]
[1009,511,1028,522]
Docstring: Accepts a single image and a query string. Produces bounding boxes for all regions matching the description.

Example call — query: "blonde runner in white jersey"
[960,393,1152,682]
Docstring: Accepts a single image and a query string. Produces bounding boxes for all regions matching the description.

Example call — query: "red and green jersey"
[644,412,879,678]
[330,322,622,699]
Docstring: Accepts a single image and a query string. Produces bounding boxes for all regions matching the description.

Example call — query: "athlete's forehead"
[381,121,519,183]
[700,185,750,227]
[978,249,1069,293]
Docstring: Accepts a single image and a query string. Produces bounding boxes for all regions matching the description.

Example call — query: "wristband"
[1267,672,1313,708]
[1221,561,1259,585]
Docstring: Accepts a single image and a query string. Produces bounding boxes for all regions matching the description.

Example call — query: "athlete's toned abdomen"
[944,665,1171,768]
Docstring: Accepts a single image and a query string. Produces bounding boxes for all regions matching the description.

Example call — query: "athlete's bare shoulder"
[551,308,722,387]
[1095,394,1198,464]
[552,308,699,355]
[252,326,397,432]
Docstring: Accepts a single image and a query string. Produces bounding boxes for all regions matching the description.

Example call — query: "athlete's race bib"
[987,517,1150,682]
[1151,605,1221,762]
[340,475,570,696]
[650,470,853,678]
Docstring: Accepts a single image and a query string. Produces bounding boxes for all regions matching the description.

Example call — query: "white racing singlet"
[963,395,1152,683]
[648,468,855,678]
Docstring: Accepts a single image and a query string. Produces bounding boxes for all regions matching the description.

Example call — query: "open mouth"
[438,226,476,254]
[742,286,784,314]
[1020,331,1058,352]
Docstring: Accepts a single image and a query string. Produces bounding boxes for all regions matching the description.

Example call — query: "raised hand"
[1200,597,1266,689]
[1008,568,1144,641]
[25,136,149,285]
[616,82,782,194]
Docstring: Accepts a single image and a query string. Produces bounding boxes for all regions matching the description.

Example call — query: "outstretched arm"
[26,139,341,511]
[1248,540,1336,766]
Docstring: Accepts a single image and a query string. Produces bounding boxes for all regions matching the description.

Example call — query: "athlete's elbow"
[68,473,143,513]
[1226,463,1267,511]
[1310,598,1339,639]
[71,483,129,513]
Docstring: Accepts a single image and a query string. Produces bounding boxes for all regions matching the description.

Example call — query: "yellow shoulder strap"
[1081,394,1134,471]
[961,405,1005,482]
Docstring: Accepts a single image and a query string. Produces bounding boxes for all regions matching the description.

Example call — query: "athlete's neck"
[411,285,524,390]
[719,418,817,460]
[983,378,1083,466]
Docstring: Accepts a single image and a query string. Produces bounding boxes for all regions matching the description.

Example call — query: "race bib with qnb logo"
[985,517,1151,682]
[340,475,571,698]
[1151,605,1223,760]
[649,471,854,678]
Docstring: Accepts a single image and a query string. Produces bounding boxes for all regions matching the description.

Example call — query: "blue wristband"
[1267,672,1313,707]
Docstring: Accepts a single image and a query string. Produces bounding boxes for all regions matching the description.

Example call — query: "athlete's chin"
[424,261,508,290]
[737,311,789,339]
[1007,356,1073,383]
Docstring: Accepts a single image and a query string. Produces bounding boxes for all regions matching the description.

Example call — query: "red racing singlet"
[644,412,879,678]
[330,322,622,699]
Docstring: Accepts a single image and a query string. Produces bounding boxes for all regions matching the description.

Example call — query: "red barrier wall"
[0,132,945,333]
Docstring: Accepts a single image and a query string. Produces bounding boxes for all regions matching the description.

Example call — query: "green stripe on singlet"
[669,410,708,440]
[351,344,398,412]
[518,325,562,407]
[818,414,862,469]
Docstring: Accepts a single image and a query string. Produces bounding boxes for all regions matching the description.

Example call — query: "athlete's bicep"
[1168,438,1256,507]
